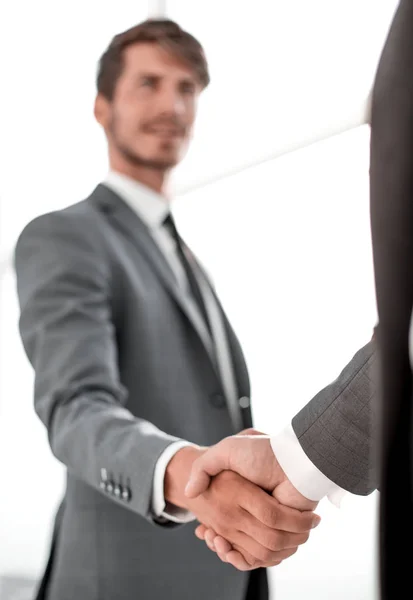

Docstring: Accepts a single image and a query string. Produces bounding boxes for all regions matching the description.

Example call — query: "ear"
[94,94,110,129]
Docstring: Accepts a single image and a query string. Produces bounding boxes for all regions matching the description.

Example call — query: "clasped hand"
[183,430,320,571]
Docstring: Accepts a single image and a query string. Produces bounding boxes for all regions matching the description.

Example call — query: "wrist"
[272,479,318,511]
[164,446,205,510]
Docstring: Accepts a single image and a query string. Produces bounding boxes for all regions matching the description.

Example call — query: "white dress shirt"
[103,170,345,524]
[270,425,346,507]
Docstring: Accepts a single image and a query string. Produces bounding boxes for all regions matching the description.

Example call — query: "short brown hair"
[96,18,210,100]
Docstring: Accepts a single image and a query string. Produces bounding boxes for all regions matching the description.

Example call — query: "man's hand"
[184,433,285,499]
[195,479,319,569]
[164,446,320,570]
[183,431,320,569]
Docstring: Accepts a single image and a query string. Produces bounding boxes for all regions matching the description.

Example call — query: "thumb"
[184,469,212,499]
[237,428,265,436]
[184,444,230,498]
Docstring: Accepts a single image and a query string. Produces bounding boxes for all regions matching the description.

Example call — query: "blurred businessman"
[14,19,319,600]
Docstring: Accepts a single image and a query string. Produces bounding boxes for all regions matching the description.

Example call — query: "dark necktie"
[163,213,211,334]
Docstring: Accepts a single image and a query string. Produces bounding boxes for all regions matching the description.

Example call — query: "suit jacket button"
[210,393,225,408]
[100,468,108,491]
[239,396,250,409]
[105,472,115,494]
[122,487,132,502]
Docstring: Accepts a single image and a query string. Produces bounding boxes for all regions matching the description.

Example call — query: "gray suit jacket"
[14,183,376,600]
[292,340,377,495]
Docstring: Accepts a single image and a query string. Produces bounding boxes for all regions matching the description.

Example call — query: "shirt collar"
[103,170,170,230]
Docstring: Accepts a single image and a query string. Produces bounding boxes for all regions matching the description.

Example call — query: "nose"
[157,86,186,116]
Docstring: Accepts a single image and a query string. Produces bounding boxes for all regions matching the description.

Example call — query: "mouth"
[146,127,184,139]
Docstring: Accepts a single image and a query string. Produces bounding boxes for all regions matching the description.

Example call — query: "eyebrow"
[136,72,197,86]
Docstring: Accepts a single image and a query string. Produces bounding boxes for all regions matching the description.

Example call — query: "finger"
[198,528,231,562]
[233,434,270,440]
[244,490,321,532]
[208,533,230,563]
[221,540,285,571]
[237,428,266,436]
[215,546,228,562]
[205,529,217,551]
[226,548,283,571]
[195,524,207,540]
[224,542,284,571]
[196,530,256,570]
[216,549,229,563]
[213,542,229,562]
[242,511,311,551]
[205,538,216,552]
[232,530,300,565]
[224,550,254,572]
[199,527,230,552]
[231,543,259,567]
[214,535,233,555]
[184,444,232,498]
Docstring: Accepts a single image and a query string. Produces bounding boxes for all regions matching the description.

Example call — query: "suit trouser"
[370,0,413,597]
[245,568,269,600]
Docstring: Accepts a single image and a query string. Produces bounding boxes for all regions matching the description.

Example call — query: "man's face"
[98,43,201,170]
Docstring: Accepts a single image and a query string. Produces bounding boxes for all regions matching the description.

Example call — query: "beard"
[108,113,183,171]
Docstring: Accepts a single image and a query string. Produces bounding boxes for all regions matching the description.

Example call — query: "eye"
[180,82,196,96]
[141,76,157,89]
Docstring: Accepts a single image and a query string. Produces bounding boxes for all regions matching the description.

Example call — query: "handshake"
[164,429,321,571]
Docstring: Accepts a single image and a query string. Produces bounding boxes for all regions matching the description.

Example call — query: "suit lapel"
[90,183,252,428]
[89,184,217,367]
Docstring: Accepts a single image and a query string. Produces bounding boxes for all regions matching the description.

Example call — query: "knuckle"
[216,470,238,485]
[261,504,279,527]
[265,531,282,552]
[218,504,238,525]
[298,532,310,545]
[271,559,282,567]
[298,519,313,534]
[282,531,306,549]
[281,546,298,560]
[217,523,230,537]
[246,556,259,569]
[234,547,258,569]
[262,548,275,563]
[254,546,272,563]
[219,505,231,521]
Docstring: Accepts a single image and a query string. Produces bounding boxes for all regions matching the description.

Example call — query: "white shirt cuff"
[270,424,347,508]
[152,441,198,524]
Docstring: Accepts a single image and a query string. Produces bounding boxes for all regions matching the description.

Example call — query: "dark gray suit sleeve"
[14,211,181,522]
[292,338,378,495]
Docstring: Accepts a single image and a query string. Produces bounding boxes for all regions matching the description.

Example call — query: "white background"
[0,1,399,598]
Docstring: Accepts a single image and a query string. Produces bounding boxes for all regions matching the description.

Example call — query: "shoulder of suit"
[14,192,104,258]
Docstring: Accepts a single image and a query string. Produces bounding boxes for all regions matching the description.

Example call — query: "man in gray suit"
[14,18,321,600]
